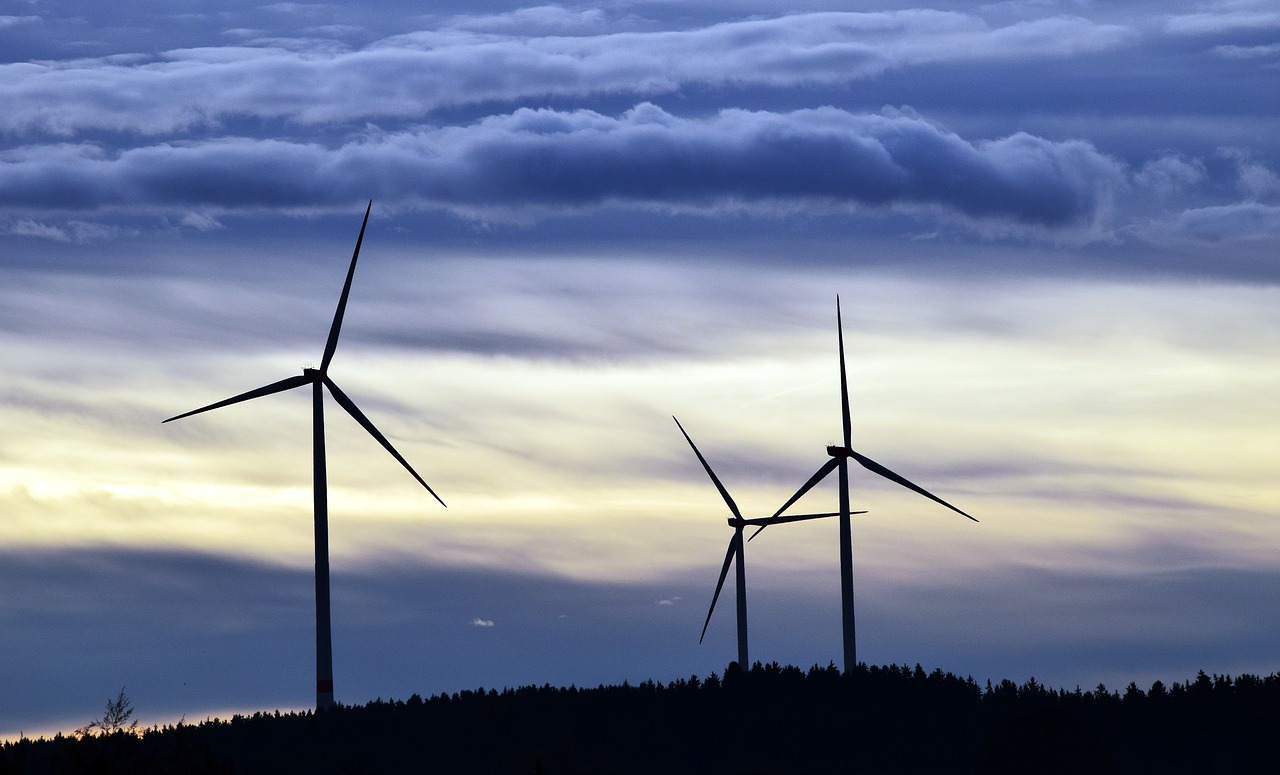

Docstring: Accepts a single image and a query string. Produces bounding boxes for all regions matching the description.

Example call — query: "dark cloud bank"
[4,546,1277,736]
[1,104,1122,234]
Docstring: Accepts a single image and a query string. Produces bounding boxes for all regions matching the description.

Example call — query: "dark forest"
[3,661,1277,773]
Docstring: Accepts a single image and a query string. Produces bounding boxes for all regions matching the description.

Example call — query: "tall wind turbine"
[674,416,860,668]
[749,297,976,673]
[163,201,444,711]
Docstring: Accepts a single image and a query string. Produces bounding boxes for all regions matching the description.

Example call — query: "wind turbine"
[749,297,976,673]
[163,201,444,711]
[674,416,863,668]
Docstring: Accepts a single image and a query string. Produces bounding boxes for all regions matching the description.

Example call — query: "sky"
[2,0,1279,739]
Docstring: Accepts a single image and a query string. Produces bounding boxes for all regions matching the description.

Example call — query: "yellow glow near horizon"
[3,274,1279,589]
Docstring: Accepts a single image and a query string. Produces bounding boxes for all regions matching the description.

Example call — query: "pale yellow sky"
[5,268,1279,591]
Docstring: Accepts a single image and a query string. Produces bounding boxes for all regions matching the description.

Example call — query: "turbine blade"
[699,535,739,644]
[162,374,311,423]
[324,377,446,507]
[850,450,977,522]
[673,416,742,520]
[748,457,840,540]
[740,510,865,527]
[320,200,372,372]
[837,296,851,448]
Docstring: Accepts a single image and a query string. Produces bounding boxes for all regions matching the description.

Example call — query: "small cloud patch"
[179,211,222,232]
[5,219,127,244]
[0,16,38,30]
[657,596,683,606]
[470,617,495,628]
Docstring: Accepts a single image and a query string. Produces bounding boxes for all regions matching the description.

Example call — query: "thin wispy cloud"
[0,15,38,29]
[1212,42,1280,59]
[1167,202,1280,241]
[1165,4,1280,35]
[1134,155,1207,197]
[0,11,1129,136]
[3,218,129,244]
[439,6,615,35]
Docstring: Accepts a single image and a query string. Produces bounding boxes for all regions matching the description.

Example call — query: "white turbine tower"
[164,201,444,710]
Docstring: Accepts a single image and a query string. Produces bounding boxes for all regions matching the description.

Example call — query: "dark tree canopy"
[3,663,1277,773]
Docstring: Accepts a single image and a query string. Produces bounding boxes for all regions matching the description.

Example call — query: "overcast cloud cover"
[3,0,1278,248]
[3,0,1280,738]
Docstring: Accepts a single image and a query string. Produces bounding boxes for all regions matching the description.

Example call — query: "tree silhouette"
[75,687,138,738]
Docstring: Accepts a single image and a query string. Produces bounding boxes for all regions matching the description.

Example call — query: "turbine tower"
[164,201,444,711]
[674,416,858,668]
[750,297,976,673]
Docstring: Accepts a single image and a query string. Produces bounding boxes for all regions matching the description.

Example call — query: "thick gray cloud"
[0,104,1124,231]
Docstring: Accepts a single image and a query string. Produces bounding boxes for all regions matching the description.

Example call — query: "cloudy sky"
[3,0,1280,738]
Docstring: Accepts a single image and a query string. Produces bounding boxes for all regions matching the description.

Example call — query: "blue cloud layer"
[2,2,1277,251]
[5,546,1277,737]
[1,11,1128,135]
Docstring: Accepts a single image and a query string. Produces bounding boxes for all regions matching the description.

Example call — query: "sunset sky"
[3,0,1280,738]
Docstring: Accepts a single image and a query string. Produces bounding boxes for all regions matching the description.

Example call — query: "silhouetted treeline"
[4,662,1277,773]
